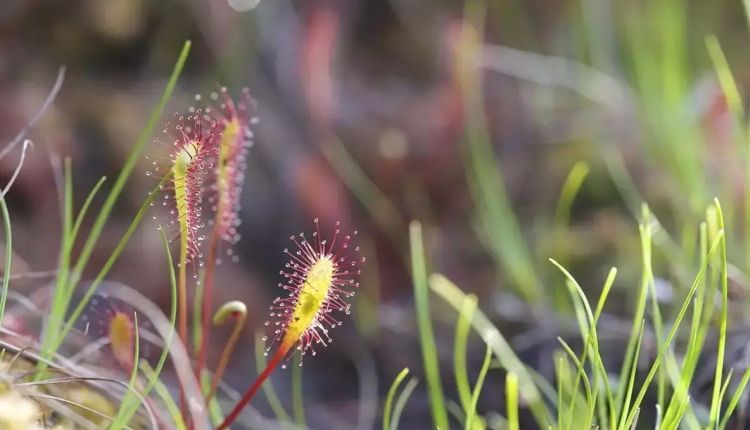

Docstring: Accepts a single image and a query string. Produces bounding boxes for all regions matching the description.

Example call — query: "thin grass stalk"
[410,221,450,429]
[384,369,409,430]
[0,194,12,324]
[38,41,191,365]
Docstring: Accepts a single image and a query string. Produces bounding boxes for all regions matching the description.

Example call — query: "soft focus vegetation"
[5,0,750,428]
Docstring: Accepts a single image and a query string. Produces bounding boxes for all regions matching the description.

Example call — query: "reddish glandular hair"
[148,110,221,262]
[205,87,257,250]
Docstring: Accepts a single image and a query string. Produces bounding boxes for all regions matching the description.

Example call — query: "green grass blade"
[69,176,107,253]
[622,230,725,428]
[384,368,410,430]
[719,365,750,430]
[506,372,520,430]
[291,354,306,427]
[54,180,167,352]
[708,200,728,428]
[48,159,74,346]
[554,161,590,229]
[430,273,553,427]
[705,35,743,123]
[391,378,419,430]
[619,322,644,430]
[465,342,492,430]
[458,2,540,302]
[114,228,179,425]
[549,259,616,429]
[0,195,12,323]
[455,294,478,417]
[557,337,593,429]
[67,39,191,292]
[141,361,187,430]
[39,40,190,364]
[410,221,450,430]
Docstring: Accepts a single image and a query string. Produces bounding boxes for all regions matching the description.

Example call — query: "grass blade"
[506,372,520,430]
[410,221,450,429]
[465,342,492,430]
[384,368,410,430]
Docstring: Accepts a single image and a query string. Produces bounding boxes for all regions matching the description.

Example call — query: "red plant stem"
[196,221,219,379]
[216,343,290,430]
[206,310,246,404]
[177,236,190,422]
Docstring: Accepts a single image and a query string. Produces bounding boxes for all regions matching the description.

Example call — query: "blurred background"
[4,0,750,428]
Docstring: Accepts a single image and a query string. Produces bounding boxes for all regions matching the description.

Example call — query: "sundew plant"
[7,0,750,429]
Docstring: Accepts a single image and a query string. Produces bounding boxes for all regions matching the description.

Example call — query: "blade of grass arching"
[41,40,190,363]
[614,225,655,420]
[549,260,616,429]
[622,231,725,429]
[410,221,449,430]
[717,369,734,422]
[116,229,179,425]
[455,294,478,419]
[660,299,702,430]
[661,213,723,426]
[391,378,419,430]
[465,342,492,430]
[57,175,108,327]
[458,1,541,302]
[69,176,107,254]
[67,40,191,296]
[705,35,744,127]
[506,372,520,430]
[559,281,597,429]
[110,313,141,430]
[661,224,710,430]
[551,161,589,312]
[557,338,593,429]
[254,333,293,425]
[0,195,12,324]
[595,268,618,430]
[706,35,743,241]
[640,209,667,411]
[718,365,750,430]
[46,159,74,348]
[430,273,554,428]
[384,368,409,430]
[291,354,305,427]
[554,161,590,229]
[604,153,691,282]
[53,179,168,356]
[141,361,187,430]
[708,200,729,428]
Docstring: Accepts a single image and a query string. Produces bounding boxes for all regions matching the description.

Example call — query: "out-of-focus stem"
[177,234,189,349]
[196,212,221,379]
[206,301,247,403]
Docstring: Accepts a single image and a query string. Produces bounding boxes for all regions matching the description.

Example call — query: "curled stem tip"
[206,300,247,404]
[213,300,247,325]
